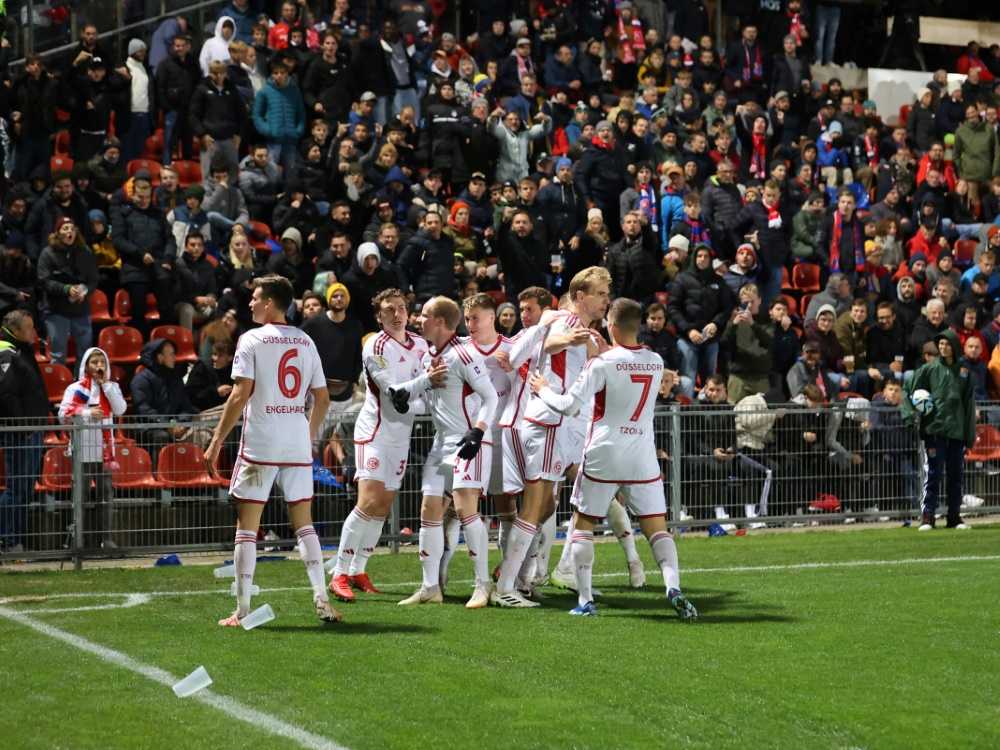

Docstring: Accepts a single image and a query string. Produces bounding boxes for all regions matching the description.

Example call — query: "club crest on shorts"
[554,461,563,474]
[366,457,380,470]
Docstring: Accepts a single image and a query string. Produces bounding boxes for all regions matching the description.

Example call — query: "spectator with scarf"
[850,118,882,194]
[723,22,770,105]
[575,120,628,240]
[57,346,127,550]
[730,179,792,304]
[735,108,783,183]
[612,2,645,91]
[668,193,712,249]
[659,164,690,245]
[815,189,864,288]
[619,162,659,239]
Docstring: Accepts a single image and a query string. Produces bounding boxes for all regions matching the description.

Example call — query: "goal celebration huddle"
[206,268,696,625]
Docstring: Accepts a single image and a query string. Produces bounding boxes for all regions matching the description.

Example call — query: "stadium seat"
[32,331,48,363]
[205,254,218,267]
[173,160,202,188]
[792,263,821,292]
[953,239,977,268]
[50,156,73,173]
[781,266,793,292]
[485,290,506,306]
[41,363,74,403]
[800,293,815,314]
[145,293,160,321]
[54,130,70,156]
[98,326,144,365]
[156,444,225,489]
[837,391,865,401]
[654,291,669,306]
[150,325,198,362]
[88,289,116,326]
[44,415,68,445]
[45,336,78,367]
[38,447,73,491]
[248,220,273,252]
[899,104,912,126]
[112,446,163,491]
[143,132,164,160]
[845,182,871,210]
[783,296,799,317]
[113,288,132,323]
[127,159,163,185]
[109,364,130,401]
[967,424,1000,461]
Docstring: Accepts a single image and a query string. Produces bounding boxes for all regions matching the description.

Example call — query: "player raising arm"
[392,296,499,609]
[529,298,697,621]
[205,274,342,626]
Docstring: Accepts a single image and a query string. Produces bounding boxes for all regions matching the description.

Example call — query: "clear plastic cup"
[240,604,275,630]
[172,666,213,697]
[230,582,260,596]
[213,564,236,578]
[323,557,337,574]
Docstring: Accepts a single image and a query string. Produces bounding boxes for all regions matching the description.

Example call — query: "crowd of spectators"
[3,0,1000,540]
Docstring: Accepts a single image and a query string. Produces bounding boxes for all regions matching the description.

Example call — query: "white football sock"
[715,505,728,519]
[571,529,595,607]
[418,521,444,590]
[440,508,462,583]
[497,509,516,559]
[348,514,385,576]
[234,529,257,616]
[461,513,490,583]
[607,501,640,564]
[556,515,575,572]
[745,504,757,519]
[296,525,329,601]
[649,530,680,593]
[333,507,369,577]
[497,518,536,593]
[517,527,542,582]
[535,513,557,578]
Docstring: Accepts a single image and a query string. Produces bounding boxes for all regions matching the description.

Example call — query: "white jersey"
[523,313,594,428]
[355,330,429,447]
[461,335,514,440]
[538,345,663,483]
[232,323,327,466]
[498,323,549,429]
[419,335,499,446]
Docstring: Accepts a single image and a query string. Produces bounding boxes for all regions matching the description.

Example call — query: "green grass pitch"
[2,527,999,750]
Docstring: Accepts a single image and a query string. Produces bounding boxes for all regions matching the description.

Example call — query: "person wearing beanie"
[575,118,628,239]
[166,183,214,252]
[120,39,155,162]
[907,86,938,153]
[538,155,583,250]
[723,242,761,297]
[495,301,518,336]
[86,138,128,200]
[87,208,120,295]
[301,276,363,412]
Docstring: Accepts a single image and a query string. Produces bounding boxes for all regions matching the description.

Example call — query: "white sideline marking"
[0,606,349,750]
[17,593,151,614]
[1,554,996,607]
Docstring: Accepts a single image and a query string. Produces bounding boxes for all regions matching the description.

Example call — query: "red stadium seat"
[156,444,224,489]
[113,288,132,323]
[654,291,669,306]
[248,220,273,252]
[899,105,912,126]
[150,325,198,362]
[172,160,202,188]
[88,289,116,326]
[45,336,78,367]
[485,290,506,306]
[205,254,218,267]
[44,415,68,445]
[50,156,73,173]
[781,266,793,292]
[109,364,131,401]
[837,391,865,401]
[954,239,977,267]
[800,293,815,315]
[145,293,160,321]
[32,331,48,363]
[54,130,70,156]
[127,159,163,185]
[792,263,821,292]
[98,326,144,365]
[967,424,1000,461]
[783,296,799,317]
[143,133,164,160]
[41,363,74,403]
[112,446,163,491]
[38,447,73,491]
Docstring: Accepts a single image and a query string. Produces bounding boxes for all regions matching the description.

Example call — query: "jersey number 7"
[279,349,302,399]
[629,374,653,422]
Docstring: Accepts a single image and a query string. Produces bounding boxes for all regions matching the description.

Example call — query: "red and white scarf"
[65,374,118,470]
[830,211,863,274]
[742,42,763,82]
[763,195,782,228]
[618,15,645,65]
[516,51,533,82]
[750,133,767,179]
[865,134,879,167]
[788,11,803,46]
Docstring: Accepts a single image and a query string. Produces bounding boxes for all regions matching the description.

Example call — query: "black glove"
[456,427,485,460]
[388,386,409,414]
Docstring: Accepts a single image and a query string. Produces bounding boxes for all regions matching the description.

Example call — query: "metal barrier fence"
[2,403,999,567]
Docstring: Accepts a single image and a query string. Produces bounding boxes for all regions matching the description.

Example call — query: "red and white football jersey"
[232,323,326,466]
[498,323,549,429]
[462,335,514,440]
[420,335,498,445]
[355,330,429,447]
[538,345,664,483]
[523,313,593,428]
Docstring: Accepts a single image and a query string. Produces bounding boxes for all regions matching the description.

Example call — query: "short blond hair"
[569,266,612,300]
[739,284,759,300]
[426,296,461,330]
[209,60,227,73]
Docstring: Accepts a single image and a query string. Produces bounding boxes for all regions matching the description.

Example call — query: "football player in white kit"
[492,267,610,607]
[327,289,443,602]
[530,298,697,620]
[205,275,343,625]
[392,297,499,609]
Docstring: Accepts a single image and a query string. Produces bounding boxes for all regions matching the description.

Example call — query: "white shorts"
[422,439,493,497]
[355,441,409,491]
[571,473,666,520]
[521,421,567,484]
[229,457,313,505]
[562,416,586,469]
[502,426,527,495]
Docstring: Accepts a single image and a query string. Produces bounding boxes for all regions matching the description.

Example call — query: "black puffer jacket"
[495,220,548,301]
[188,76,243,140]
[37,239,99,317]
[156,51,200,112]
[421,98,468,172]
[604,223,661,300]
[301,55,353,121]
[575,139,628,210]
[0,325,49,423]
[113,201,177,285]
[131,339,198,424]
[667,264,735,335]
[729,198,792,270]
[175,250,219,305]
[395,228,458,302]
[701,176,744,258]
[683,401,737,456]
[537,177,584,248]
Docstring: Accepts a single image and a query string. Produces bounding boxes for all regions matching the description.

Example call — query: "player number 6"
[278,349,302,399]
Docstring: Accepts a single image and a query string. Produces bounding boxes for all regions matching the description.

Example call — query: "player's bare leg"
[289,502,342,622]
[452,487,492,608]
[637,514,696,622]
[398,494,445,605]
[328,480,393,600]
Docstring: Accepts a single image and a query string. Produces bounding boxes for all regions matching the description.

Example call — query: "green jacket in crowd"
[901,329,976,448]
[952,118,1000,184]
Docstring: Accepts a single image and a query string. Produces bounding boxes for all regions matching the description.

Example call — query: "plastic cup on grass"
[230,582,260,596]
[173,666,212,697]
[240,604,275,630]
[213,564,236,578]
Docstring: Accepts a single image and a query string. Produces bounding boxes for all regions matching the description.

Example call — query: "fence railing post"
[669,404,683,537]
[70,423,85,570]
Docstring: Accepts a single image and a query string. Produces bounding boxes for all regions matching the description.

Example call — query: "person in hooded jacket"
[266,227,314,298]
[902,329,976,530]
[342,242,396,333]
[58,346,127,549]
[575,120,628,240]
[272,178,321,241]
[185,337,235,411]
[37,216,98,366]
[373,165,414,228]
[131,338,199,471]
[200,17,236,75]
